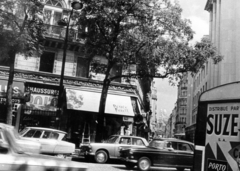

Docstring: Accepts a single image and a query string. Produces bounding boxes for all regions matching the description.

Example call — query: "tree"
[0,0,44,125]
[77,0,222,142]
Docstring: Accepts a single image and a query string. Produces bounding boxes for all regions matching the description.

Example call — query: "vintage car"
[119,138,194,171]
[78,135,148,163]
[0,126,87,171]
[0,123,41,154]
[20,127,75,159]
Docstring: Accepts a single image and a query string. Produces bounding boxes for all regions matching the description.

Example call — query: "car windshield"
[148,140,166,149]
[105,136,118,143]
[19,128,28,135]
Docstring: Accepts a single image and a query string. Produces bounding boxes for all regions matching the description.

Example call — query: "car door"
[154,141,177,166]
[114,137,132,157]
[174,142,194,167]
[37,131,58,154]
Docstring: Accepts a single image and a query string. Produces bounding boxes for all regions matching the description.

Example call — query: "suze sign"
[206,103,240,171]
[193,82,240,171]
[207,104,239,138]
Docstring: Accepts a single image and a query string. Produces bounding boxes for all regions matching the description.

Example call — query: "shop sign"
[0,97,21,104]
[0,79,24,99]
[28,87,58,96]
[26,94,58,111]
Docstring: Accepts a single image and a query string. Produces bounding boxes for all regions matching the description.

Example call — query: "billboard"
[194,82,240,171]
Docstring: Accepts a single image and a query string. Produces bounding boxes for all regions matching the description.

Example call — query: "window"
[24,129,36,137]
[43,0,63,35]
[76,57,89,78]
[178,143,192,152]
[39,51,55,73]
[42,131,51,139]
[132,138,144,146]
[119,137,131,145]
[33,130,43,138]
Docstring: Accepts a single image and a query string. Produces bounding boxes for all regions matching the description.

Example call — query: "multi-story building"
[174,74,188,139]
[165,104,176,138]
[0,0,151,145]
[186,0,240,142]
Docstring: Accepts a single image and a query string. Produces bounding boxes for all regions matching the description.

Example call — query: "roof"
[26,127,67,134]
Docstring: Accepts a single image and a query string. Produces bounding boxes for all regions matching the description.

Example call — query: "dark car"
[119,138,194,171]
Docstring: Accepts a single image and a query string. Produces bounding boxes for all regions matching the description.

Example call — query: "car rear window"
[42,131,59,139]
[132,138,144,146]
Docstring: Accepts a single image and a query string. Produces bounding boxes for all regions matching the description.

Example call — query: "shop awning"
[66,89,134,116]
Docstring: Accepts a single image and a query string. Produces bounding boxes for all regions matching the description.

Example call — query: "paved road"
[73,157,182,171]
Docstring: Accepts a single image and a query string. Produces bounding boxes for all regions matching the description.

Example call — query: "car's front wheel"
[138,157,151,171]
[125,162,135,169]
[95,150,108,163]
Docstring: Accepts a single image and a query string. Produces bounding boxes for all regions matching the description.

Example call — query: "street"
[73,157,184,171]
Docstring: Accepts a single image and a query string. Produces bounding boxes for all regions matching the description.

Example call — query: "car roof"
[111,135,146,139]
[153,138,194,145]
[26,127,66,134]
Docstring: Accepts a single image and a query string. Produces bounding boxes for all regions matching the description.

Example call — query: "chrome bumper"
[119,157,138,163]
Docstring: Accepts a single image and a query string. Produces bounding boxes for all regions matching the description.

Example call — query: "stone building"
[185,0,240,142]
[0,0,151,144]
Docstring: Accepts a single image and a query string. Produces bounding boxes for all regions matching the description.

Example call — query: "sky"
[155,0,209,117]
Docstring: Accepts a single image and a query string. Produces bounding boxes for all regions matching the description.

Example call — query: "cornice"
[0,67,136,93]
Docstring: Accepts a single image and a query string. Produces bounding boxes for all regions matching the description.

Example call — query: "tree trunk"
[6,50,16,125]
[95,60,113,142]
[95,78,111,142]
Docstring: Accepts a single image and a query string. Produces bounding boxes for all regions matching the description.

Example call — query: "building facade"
[185,0,240,142]
[0,0,151,145]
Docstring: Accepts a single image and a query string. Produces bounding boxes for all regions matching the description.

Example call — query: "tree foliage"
[0,0,45,125]
[76,0,222,141]
[78,0,221,81]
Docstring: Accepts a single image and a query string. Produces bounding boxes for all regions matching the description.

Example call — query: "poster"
[206,103,240,171]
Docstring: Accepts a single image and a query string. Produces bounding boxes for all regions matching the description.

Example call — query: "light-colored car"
[0,123,41,154]
[0,126,87,171]
[20,127,75,159]
[79,135,149,163]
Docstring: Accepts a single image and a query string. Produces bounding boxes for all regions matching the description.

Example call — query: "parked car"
[0,123,41,154]
[78,135,148,163]
[19,127,75,160]
[0,126,87,171]
[119,138,194,171]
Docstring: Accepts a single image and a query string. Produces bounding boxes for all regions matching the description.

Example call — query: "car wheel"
[125,162,135,169]
[177,168,185,171]
[138,157,151,171]
[95,150,108,163]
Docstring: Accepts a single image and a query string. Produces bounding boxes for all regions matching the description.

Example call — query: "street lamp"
[57,1,83,128]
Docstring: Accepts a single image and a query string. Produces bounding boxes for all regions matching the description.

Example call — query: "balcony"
[43,24,86,44]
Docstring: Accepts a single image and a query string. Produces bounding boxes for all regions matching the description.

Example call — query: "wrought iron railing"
[43,24,86,43]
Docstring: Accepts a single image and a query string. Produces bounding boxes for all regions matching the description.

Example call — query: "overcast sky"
[155,0,209,117]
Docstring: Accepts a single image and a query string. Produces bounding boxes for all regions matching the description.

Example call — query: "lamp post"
[57,1,83,128]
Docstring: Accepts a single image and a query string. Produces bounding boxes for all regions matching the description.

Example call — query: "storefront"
[20,82,59,130]
[65,88,139,144]
[0,79,25,128]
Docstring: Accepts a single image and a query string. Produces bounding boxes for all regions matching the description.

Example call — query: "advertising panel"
[194,82,240,171]
[206,103,240,171]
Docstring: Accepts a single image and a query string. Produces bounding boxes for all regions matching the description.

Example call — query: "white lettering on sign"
[29,87,58,95]
[208,162,226,171]
[113,104,129,113]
